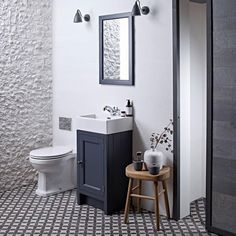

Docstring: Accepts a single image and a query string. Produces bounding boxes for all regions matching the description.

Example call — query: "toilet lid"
[30,146,73,160]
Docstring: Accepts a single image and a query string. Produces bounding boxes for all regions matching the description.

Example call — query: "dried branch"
[150,119,173,153]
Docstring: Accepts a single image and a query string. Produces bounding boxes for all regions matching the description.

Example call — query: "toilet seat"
[30,146,73,160]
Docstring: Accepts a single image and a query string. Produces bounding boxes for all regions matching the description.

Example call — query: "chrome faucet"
[103,106,120,116]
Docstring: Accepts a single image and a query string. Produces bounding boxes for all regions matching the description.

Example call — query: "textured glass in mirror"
[103,18,129,80]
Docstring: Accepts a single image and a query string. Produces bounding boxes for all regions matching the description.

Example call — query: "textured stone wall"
[103,20,120,80]
[0,0,52,192]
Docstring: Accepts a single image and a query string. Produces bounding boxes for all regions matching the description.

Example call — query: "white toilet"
[29,146,76,197]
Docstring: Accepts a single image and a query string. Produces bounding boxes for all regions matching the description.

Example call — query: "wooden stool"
[124,164,171,231]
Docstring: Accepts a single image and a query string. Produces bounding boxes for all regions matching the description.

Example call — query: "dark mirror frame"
[99,12,134,86]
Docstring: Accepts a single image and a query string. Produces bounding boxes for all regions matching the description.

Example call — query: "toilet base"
[36,185,76,197]
[32,154,77,197]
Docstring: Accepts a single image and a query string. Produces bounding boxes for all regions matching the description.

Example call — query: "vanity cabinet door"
[77,131,105,199]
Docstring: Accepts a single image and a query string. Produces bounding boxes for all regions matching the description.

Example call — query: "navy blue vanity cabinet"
[77,130,132,215]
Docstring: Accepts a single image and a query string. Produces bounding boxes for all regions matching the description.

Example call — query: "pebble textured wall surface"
[0,0,52,192]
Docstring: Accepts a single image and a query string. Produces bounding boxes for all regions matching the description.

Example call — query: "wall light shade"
[132,1,141,16]
[74,10,83,23]
[132,0,150,16]
[74,9,90,23]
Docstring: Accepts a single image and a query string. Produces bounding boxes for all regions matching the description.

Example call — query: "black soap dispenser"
[125,99,133,117]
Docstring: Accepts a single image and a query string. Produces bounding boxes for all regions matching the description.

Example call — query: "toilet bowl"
[29,146,76,197]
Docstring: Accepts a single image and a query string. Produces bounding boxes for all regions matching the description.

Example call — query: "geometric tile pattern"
[0,184,214,235]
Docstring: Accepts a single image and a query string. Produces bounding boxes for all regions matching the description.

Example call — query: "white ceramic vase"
[144,149,165,170]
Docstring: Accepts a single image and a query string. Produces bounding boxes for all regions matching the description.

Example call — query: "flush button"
[59,117,72,131]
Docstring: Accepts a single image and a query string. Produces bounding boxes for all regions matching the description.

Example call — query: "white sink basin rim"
[77,114,133,134]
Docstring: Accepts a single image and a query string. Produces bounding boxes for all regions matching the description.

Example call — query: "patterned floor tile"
[0,184,213,235]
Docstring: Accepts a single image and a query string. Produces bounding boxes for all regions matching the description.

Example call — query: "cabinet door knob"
[78,160,83,165]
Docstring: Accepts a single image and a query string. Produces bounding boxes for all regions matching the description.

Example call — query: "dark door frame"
[172,0,180,221]
[206,0,213,233]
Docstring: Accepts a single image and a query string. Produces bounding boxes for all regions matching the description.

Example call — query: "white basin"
[76,114,133,134]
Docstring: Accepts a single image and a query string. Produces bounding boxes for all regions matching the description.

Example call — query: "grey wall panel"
[211,0,236,234]
[212,192,236,234]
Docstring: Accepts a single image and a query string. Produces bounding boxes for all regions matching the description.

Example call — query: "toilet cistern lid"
[30,146,73,159]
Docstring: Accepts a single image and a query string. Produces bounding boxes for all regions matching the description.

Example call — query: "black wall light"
[132,0,150,16]
[74,9,90,23]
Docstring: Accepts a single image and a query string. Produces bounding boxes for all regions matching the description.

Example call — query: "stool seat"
[126,165,170,181]
[124,164,171,231]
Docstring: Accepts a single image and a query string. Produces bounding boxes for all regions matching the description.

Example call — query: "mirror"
[99,13,134,85]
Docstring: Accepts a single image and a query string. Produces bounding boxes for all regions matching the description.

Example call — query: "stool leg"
[137,180,142,213]
[162,180,170,219]
[153,181,160,231]
[124,178,133,224]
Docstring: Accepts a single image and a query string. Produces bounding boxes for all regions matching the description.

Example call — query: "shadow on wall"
[133,120,146,158]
